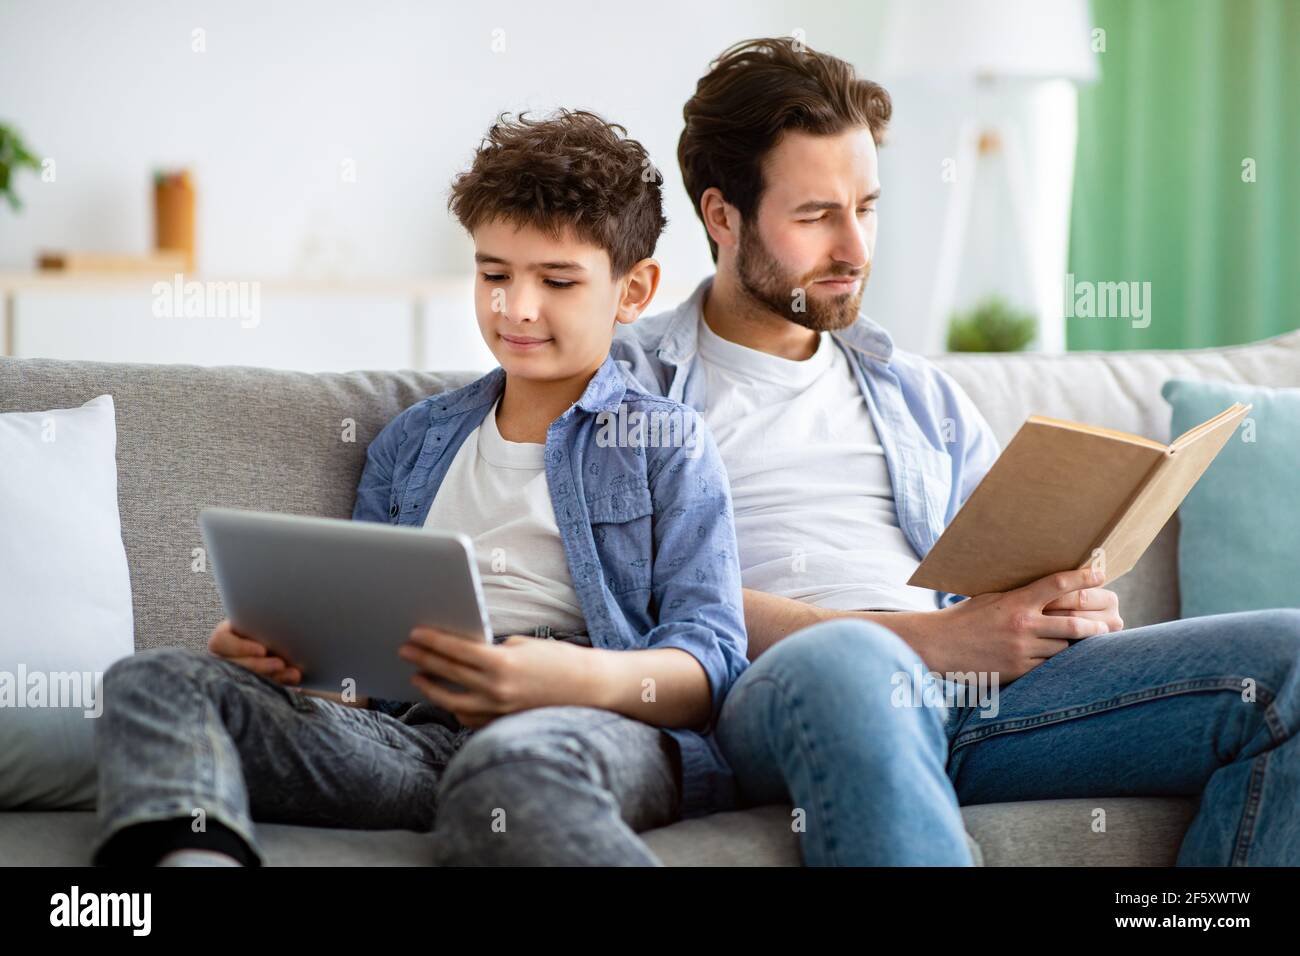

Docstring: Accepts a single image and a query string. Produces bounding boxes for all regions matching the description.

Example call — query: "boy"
[92,109,748,867]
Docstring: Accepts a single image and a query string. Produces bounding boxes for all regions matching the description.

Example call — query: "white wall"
[0,0,1025,362]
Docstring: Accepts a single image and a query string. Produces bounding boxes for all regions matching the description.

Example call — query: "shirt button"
[389,503,399,518]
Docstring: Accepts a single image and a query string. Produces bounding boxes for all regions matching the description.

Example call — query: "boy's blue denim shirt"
[351,353,750,818]
[610,277,1002,608]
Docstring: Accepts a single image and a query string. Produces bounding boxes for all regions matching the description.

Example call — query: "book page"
[1027,414,1169,451]
[1169,401,1251,450]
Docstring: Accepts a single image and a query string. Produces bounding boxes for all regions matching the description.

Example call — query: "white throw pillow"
[0,394,134,808]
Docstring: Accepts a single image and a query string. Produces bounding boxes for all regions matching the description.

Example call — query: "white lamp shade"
[877,0,1100,83]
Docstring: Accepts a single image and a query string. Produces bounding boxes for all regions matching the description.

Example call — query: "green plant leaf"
[945,296,1038,352]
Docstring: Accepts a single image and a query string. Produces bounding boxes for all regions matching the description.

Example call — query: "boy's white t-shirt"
[422,398,586,636]
[694,316,941,612]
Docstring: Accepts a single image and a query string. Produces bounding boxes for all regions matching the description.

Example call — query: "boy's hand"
[207,618,302,686]
[399,628,601,729]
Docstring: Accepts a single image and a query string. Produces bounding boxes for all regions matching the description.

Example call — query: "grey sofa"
[3,328,1297,866]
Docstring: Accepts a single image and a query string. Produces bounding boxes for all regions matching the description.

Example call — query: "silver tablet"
[199,507,491,700]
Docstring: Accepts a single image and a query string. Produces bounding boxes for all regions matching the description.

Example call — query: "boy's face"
[472,219,647,381]
[730,126,880,332]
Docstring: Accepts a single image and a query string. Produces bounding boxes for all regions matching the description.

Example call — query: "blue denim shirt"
[351,353,749,818]
[611,277,1002,607]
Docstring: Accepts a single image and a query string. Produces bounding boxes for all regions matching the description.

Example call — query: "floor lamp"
[878,0,1100,354]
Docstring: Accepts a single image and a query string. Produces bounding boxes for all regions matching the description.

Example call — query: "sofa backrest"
[0,359,471,652]
[3,330,1297,650]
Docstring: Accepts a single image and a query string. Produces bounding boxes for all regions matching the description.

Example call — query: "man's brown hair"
[449,109,666,276]
[678,37,892,261]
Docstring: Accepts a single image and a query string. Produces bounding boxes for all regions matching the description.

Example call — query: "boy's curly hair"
[448,109,667,276]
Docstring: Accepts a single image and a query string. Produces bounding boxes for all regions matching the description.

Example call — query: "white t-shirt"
[695,315,940,612]
[422,399,586,636]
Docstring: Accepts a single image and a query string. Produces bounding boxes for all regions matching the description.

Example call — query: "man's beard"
[735,224,868,333]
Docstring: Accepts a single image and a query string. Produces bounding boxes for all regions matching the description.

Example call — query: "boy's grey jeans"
[92,647,682,865]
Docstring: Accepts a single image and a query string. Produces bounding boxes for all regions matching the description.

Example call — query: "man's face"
[472,219,624,380]
[734,126,880,332]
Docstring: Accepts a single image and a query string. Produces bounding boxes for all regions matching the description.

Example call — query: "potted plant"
[0,124,42,211]
[946,296,1038,352]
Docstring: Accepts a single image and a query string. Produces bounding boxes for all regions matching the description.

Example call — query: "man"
[612,37,1300,865]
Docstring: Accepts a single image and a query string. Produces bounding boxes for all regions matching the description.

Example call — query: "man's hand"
[1042,580,1123,632]
[400,628,601,729]
[207,618,302,685]
[905,567,1121,681]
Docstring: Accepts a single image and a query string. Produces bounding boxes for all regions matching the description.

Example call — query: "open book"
[907,402,1252,597]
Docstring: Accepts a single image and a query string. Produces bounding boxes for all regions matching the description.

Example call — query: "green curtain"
[1068,0,1300,350]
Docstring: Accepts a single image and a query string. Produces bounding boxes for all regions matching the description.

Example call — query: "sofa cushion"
[0,395,135,810]
[931,330,1300,629]
[642,797,1197,865]
[0,797,1196,866]
[1162,378,1300,618]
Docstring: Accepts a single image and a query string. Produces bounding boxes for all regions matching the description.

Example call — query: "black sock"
[94,816,261,867]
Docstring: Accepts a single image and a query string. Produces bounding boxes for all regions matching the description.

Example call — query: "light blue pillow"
[1161,378,1300,618]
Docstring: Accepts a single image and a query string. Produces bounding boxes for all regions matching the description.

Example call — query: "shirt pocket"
[585,480,655,595]
[914,445,955,527]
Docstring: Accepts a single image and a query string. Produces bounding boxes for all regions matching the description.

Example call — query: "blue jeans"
[92,648,680,865]
[715,608,1300,865]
